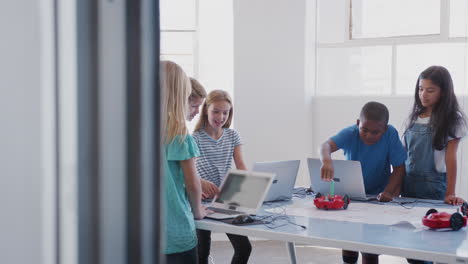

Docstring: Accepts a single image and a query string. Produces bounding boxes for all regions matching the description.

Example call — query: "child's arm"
[200,179,219,199]
[180,158,209,219]
[319,139,339,181]
[378,164,405,202]
[445,138,464,205]
[233,145,247,170]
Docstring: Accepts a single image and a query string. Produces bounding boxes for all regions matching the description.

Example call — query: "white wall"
[198,0,233,95]
[233,0,313,186]
[186,0,234,132]
[0,1,43,263]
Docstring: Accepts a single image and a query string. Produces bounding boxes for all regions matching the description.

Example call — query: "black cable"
[292,192,307,199]
[262,201,289,209]
[347,198,447,208]
[291,187,314,199]
[263,196,292,205]
[388,199,447,209]
[253,214,307,230]
[254,203,307,230]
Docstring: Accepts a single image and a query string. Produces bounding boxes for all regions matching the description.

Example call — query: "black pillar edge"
[76,0,100,263]
[126,0,142,262]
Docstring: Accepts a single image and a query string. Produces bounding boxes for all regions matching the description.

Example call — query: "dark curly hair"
[359,101,389,124]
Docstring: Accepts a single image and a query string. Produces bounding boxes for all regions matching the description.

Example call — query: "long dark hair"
[406,65,467,150]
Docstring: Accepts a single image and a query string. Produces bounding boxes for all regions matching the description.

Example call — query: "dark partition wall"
[70,0,162,263]
[126,0,162,263]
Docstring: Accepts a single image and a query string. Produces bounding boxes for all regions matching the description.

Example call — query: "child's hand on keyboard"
[195,205,214,219]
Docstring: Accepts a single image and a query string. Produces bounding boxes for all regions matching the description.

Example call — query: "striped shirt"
[192,128,242,186]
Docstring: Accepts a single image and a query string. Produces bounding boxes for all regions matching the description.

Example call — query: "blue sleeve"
[387,126,407,167]
[330,125,355,151]
[166,135,200,161]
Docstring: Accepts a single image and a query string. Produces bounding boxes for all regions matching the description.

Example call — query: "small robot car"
[314,193,350,210]
[422,202,468,231]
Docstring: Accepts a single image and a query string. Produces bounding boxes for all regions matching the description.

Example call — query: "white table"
[196,196,468,263]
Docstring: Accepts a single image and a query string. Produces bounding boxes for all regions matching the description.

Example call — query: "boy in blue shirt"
[319,101,407,264]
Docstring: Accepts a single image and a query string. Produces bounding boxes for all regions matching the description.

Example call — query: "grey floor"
[209,239,408,264]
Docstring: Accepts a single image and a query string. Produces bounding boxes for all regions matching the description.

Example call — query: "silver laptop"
[307,158,374,200]
[206,169,275,220]
[252,160,300,202]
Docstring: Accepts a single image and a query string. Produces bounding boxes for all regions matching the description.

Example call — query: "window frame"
[315,0,468,96]
[159,0,199,77]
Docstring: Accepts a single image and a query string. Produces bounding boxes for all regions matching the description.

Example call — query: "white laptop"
[206,169,275,220]
[307,158,375,200]
[252,160,300,202]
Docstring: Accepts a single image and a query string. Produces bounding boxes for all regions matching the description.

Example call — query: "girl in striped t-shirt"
[192,90,251,264]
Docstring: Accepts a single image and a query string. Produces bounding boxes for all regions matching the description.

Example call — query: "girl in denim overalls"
[403,65,467,206]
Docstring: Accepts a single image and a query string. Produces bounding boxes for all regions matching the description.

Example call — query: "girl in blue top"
[192,90,252,264]
[161,61,209,263]
[403,65,467,206]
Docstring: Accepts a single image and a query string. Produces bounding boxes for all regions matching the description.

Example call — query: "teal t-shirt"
[164,135,200,254]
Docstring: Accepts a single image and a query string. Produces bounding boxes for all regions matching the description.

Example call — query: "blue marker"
[330,180,334,196]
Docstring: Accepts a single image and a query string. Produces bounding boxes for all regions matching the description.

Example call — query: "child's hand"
[194,205,213,220]
[320,160,334,181]
[201,179,219,199]
[444,195,464,205]
[377,191,392,202]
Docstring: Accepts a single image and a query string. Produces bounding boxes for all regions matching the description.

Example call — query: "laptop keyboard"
[207,207,240,215]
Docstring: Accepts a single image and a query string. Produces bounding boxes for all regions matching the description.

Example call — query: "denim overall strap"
[403,123,446,200]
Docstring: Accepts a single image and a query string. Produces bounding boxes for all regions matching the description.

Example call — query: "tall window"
[160,0,234,132]
[160,0,197,76]
[315,0,468,95]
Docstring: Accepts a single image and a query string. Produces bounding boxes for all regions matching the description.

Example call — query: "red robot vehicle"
[422,202,468,231]
[313,178,350,210]
[314,193,350,210]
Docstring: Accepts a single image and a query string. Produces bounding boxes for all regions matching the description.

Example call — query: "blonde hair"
[194,90,233,132]
[189,78,207,100]
[161,60,191,143]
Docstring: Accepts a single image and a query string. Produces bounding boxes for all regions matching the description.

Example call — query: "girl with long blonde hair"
[161,60,209,263]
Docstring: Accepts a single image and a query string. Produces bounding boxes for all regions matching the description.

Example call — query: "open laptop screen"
[215,171,272,208]
[307,158,367,199]
[252,160,300,202]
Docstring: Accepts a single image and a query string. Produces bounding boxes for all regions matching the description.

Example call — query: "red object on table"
[422,204,468,231]
[314,193,350,210]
